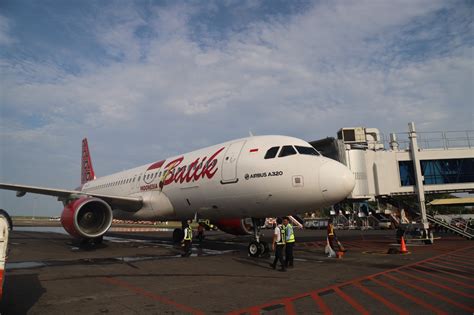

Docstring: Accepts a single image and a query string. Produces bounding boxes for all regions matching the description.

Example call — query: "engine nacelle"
[213,218,254,235]
[61,197,113,239]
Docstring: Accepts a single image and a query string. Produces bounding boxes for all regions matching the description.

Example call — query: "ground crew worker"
[197,223,205,242]
[283,217,295,268]
[327,218,345,258]
[327,218,337,258]
[181,220,192,257]
[270,217,286,271]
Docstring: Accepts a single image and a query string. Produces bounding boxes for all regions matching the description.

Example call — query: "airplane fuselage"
[80,135,355,221]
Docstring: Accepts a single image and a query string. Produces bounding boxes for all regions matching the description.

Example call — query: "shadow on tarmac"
[2,273,46,315]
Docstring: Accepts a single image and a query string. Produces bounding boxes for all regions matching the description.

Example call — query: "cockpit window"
[264,146,280,159]
[295,146,320,156]
[278,145,297,157]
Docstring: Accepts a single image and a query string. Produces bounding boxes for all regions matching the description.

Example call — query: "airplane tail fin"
[81,138,96,185]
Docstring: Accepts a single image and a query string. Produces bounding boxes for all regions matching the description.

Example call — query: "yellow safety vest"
[184,226,192,241]
[277,226,286,245]
[286,224,295,243]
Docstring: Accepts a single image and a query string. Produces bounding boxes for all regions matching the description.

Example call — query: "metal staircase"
[288,215,304,229]
[426,214,474,240]
[367,215,380,228]
[389,213,400,226]
[380,195,473,240]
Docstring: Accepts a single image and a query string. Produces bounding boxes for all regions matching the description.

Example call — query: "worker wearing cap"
[327,218,337,258]
[283,217,295,268]
[270,217,286,271]
[181,220,193,257]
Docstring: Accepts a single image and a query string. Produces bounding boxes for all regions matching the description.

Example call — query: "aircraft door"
[221,140,246,184]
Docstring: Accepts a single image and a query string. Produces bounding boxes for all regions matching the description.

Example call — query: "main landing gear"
[248,218,269,258]
[172,222,186,243]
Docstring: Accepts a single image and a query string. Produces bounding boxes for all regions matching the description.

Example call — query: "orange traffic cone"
[400,236,408,254]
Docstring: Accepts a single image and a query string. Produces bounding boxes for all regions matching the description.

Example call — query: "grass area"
[12,216,52,220]
[11,216,184,229]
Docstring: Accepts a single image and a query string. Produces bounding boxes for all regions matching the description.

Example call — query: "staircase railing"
[389,213,400,226]
[426,214,473,240]
[381,195,473,240]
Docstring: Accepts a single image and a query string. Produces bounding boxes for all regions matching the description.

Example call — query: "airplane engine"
[213,218,254,235]
[61,197,113,239]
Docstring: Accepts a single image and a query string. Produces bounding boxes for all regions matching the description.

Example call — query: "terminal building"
[310,122,474,240]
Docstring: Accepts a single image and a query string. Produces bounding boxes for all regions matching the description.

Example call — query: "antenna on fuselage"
[248,130,254,137]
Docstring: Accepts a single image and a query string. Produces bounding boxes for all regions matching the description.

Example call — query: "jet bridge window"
[278,145,297,157]
[399,158,474,186]
[295,146,320,156]
[264,146,280,159]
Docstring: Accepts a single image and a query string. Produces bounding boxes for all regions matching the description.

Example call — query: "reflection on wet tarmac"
[6,246,236,270]
[16,226,67,234]
[6,261,47,269]
[11,227,238,271]
[7,234,237,270]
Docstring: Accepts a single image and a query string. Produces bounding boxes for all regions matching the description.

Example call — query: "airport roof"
[428,197,474,206]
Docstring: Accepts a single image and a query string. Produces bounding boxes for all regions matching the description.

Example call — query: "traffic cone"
[399,236,408,254]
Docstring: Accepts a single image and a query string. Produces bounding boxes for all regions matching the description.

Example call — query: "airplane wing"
[0,183,143,211]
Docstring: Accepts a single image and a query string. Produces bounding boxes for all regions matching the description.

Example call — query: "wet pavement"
[2,228,473,314]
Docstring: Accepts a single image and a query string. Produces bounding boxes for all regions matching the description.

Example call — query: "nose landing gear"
[247,218,269,257]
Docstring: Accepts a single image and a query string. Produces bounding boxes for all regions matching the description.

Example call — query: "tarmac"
[2,226,474,314]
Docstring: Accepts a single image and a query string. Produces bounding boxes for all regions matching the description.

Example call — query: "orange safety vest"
[327,223,334,236]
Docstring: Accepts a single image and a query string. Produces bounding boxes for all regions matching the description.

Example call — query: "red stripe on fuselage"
[147,160,165,171]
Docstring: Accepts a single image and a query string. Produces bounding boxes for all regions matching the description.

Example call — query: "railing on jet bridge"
[381,130,474,150]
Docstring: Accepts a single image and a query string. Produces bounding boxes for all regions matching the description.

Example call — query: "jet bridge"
[310,122,474,240]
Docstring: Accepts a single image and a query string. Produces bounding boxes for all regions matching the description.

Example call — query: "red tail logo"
[81,138,96,185]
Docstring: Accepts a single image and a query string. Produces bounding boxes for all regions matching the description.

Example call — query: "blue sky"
[0,0,473,216]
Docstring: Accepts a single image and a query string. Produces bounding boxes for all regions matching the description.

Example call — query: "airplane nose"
[319,161,355,204]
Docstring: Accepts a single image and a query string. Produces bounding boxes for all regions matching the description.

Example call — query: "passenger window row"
[84,159,220,191]
[85,171,163,191]
[264,145,320,159]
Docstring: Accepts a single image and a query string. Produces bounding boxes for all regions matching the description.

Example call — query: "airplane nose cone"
[319,161,355,204]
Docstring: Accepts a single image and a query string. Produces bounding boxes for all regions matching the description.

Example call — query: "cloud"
[1,0,473,215]
[0,15,15,46]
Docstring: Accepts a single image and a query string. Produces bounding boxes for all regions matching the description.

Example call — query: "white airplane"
[0,135,355,256]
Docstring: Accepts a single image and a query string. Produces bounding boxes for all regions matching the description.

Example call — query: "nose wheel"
[248,241,261,257]
[248,240,269,257]
[247,218,269,257]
